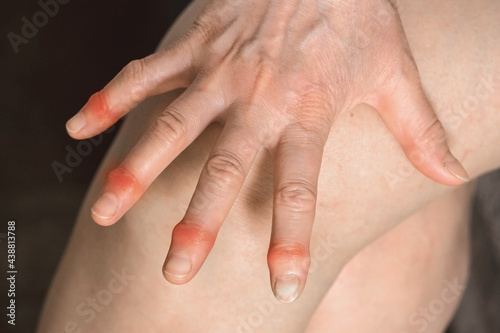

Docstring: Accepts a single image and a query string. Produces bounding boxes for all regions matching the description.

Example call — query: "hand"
[65,0,469,303]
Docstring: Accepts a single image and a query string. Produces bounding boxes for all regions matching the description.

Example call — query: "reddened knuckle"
[173,220,214,246]
[206,151,245,184]
[107,166,142,192]
[268,242,309,260]
[276,181,317,211]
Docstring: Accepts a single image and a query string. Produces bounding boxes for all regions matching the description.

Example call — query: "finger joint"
[149,110,189,148]
[268,242,310,263]
[205,150,246,186]
[122,59,150,103]
[275,181,317,212]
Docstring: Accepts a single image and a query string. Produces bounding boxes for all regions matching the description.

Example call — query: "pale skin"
[38,0,500,332]
[65,0,470,303]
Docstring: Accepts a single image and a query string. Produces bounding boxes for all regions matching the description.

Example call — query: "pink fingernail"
[91,193,118,220]
[66,113,86,134]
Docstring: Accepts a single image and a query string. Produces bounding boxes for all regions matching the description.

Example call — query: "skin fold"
[38,0,499,332]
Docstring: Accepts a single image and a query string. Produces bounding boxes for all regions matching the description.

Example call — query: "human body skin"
[67,0,471,302]
[38,0,500,332]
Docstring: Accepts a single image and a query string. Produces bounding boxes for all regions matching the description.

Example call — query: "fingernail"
[444,153,470,183]
[66,113,86,134]
[91,193,118,220]
[164,255,192,279]
[273,274,301,303]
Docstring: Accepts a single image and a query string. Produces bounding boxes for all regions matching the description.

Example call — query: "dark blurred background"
[0,1,190,331]
[0,0,498,332]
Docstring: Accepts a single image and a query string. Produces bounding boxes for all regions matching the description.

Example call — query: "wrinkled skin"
[66,0,469,302]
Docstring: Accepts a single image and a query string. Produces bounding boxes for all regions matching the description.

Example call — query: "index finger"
[66,34,199,139]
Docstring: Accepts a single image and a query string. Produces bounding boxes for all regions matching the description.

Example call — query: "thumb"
[375,75,469,186]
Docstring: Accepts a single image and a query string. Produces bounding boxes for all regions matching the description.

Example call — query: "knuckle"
[107,166,142,192]
[205,150,246,185]
[123,59,147,84]
[122,58,150,102]
[414,118,447,152]
[282,123,328,148]
[421,118,446,143]
[405,117,448,165]
[236,43,277,99]
[173,220,215,247]
[149,110,188,148]
[275,181,317,212]
[253,59,275,90]
[268,242,309,261]
[190,16,220,45]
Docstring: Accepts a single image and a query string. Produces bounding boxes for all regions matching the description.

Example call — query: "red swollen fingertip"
[106,166,143,195]
[85,91,112,122]
[267,245,309,265]
[267,244,309,302]
[171,221,216,248]
[162,221,217,283]
[90,167,143,225]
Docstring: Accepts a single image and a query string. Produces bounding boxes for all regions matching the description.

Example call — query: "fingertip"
[273,273,302,303]
[91,214,116,226]
[444,152,470,184]
[268,246,309,303]
[162,254,193,284]
[90,193,119,225]
[406,147,470,186]
[91,210,117,226]
[67,91,117,139]
[66,113,87,138]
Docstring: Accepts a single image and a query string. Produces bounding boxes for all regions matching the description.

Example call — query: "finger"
[163,114,263,284]
[268,124,326,303]
[377,75,469,186]
[66,34,200,139]
[90,88,220,226]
